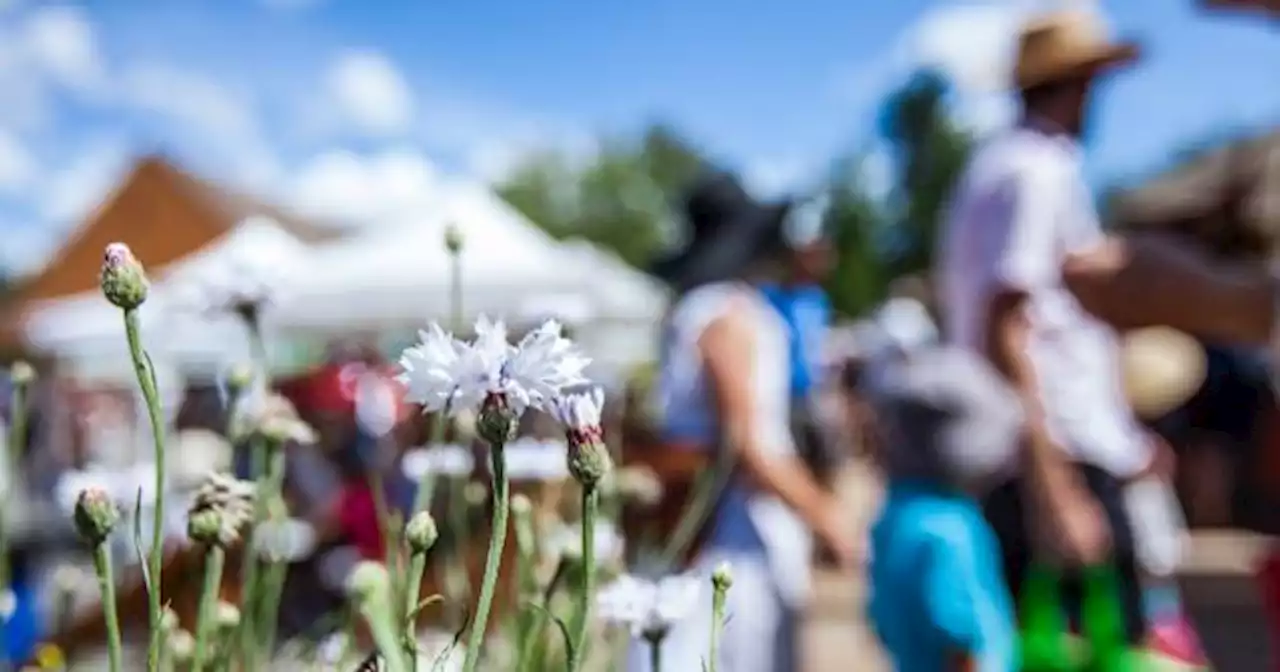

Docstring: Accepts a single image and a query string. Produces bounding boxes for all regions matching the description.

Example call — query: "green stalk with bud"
[186,473,255,671]
[462,393,517,672]
[100,242,169,669]
[74,488,123,672]
[348,561,410,672]
[708,562,733,672]
[402,510,439,667]
[554,388,612,672]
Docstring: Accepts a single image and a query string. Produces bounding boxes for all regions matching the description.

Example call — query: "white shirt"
[654,281,812,606]
[937,124,1150,477]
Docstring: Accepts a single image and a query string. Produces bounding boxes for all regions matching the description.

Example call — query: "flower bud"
[160,606,180,633]
[167,628,195,663]
[568,437,612,489]
[215,602,241,632]
[477,393,517,445]
[99,242,149,310]
[223,363,255,398]
[711,562,733,592]
[187,509,224,546]
[8,361,34,387]
[404,511,439,555]
[346,560,391,604]
[464,482,489,508]
[443,223,464,255]
[73,488,119,545]
[511,493,533,517]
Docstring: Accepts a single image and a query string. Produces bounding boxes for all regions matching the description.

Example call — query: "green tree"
[879,71,974,279]
[823,155,889,317]
[497,123,708,269]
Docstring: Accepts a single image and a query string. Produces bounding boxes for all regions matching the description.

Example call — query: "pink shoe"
[1147,614,1209,667]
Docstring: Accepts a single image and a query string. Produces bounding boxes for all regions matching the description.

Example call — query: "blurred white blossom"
[252,517,318,563]
[544,519,624,566]
[231,390,316,445]
[596,573,702,638]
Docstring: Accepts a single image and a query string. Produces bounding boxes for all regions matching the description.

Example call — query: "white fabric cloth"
[937,124,1150,477]
[626,552,795,672]
[654,282,812,610]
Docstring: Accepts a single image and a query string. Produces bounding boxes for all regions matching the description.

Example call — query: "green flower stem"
[410,408,449,515]
[91,542,124,672]
[646,633,663,672]
[361,597,410,672]
[123,307,167,670]
[511,503,539,669]
[709,581,728,672]
[257,559,287,663]
[253,447,289,664]
[570,486,599,671]
[403,551,428,667]
[461,444,509,672]
[0,374,29,600]
[191,545,226,671]
[659,450,734,572]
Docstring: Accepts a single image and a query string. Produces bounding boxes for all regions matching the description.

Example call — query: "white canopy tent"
[21,216,313,384]
[272,180,665,377]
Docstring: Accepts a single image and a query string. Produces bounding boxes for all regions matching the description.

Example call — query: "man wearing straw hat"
[936,7,1199,655]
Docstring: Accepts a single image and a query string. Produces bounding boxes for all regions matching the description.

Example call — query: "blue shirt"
[760,284,830,399]
[868,482,1017,672]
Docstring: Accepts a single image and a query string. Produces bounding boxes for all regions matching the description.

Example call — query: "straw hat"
[1120,327,1207,420]
[1014,9,1141,90]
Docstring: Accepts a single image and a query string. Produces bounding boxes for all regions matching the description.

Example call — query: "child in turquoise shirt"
[864,346,1023,671]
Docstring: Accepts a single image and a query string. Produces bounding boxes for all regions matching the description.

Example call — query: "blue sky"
[0,0,1276,275]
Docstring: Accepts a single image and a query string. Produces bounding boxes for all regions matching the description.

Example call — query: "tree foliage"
[497,71,975,319]
[496,124,707,269]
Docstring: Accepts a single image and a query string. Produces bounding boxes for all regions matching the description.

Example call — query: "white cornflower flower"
[552,388,611,487]
[543,519,624,566]
[550,387,604,433]
[398,316,591,418]
[596,573,702,639]
[169,252,282,321]
[231,391,316,446]
[397,323,471,412]
[252,517,318,563]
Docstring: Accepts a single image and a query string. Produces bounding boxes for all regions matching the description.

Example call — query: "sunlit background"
[0,0,1277,668]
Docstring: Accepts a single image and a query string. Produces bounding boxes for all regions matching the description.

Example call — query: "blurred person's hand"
[1062,235,1274,344]
[1031,475,1111,565]
[815,504,861,572]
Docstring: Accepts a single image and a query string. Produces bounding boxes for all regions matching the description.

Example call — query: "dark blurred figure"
[761,197,842,490]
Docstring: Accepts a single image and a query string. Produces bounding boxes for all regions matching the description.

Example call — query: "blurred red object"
[1256,550,1280,666]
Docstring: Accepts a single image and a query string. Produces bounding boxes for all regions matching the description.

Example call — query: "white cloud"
[287,148,443,224]
[115,63,281,191]
[0,130,36,192]
[119,65,258,140]
[21,5,104,92]
[0,219,60,277]
[830,0,1030,135]
[38,140,130,224]
[325,50,414,135]
[0,5,106,130]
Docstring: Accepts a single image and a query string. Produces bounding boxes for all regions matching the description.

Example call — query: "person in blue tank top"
[759,195,840,489]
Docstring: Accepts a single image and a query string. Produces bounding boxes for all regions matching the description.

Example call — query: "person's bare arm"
[986,292,1078,494]
[982,164,1110,562]
[1063,234,1274,344]
[700,307,851,563]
